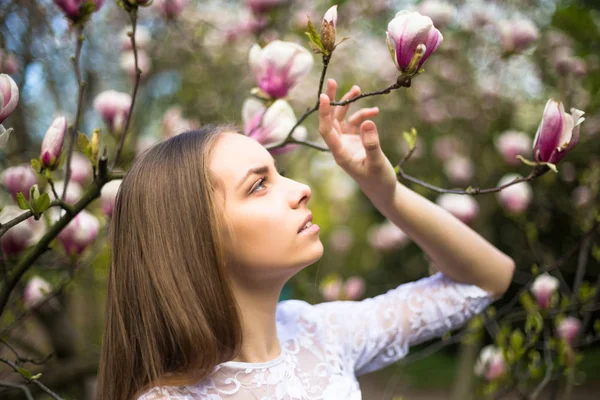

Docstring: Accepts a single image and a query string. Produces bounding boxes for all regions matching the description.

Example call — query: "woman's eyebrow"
[235,159,277,190]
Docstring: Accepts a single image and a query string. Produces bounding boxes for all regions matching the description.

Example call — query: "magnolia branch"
[62,25,86,201]
[111,7,141,170]
[0,155,115,316]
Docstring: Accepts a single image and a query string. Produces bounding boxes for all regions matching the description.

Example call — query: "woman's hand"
[318,79,398,209]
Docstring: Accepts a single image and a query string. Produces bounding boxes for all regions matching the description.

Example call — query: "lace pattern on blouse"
[137,272,495,399]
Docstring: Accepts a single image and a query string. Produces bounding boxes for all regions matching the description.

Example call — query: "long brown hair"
[97,127,243,400]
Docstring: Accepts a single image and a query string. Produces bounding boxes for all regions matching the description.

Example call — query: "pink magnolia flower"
[367,220,410,251]
[532,99,585,165]
[328,226,354,254]
[93,90,132,134]
[1,165,37,201]
[0,206,45,255]
[433,135,463,161]
[496,174,533,214]
[474,345,506,381]
[344,277,365,300]
[52,0,104,21]
[154,0,188,20]
[443,155,474,184]
[23,276,52,310]
[57,210,100,255]
[120,50,152,80]
[0,73,19,124]
[495,131,532,166]
[531,273,559,310]
[48,181,83,205]
[418,0,455,29]
[436,193,479,225]
[242,98,307,155]
[0,50,19,75]
[101,180,122,217]
[557,317,582,345]
[498,18,539,53]
[40,116,67,169]
[120,25,152,51]
[160,106,199,139]
[320,276,366,301]
[248,40,313,99]
[321,5,338,52]
[321,277,343,301]
[386,10,443,72]
[70,152,92,185]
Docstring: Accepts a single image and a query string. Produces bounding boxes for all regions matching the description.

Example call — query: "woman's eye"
[251,177,267,193]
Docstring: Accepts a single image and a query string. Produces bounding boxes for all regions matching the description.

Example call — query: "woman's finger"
[318,94,343,154]
[334,85,360,122]
[347,107,379,133]
[325,79,337,116]
[359,120,385,167]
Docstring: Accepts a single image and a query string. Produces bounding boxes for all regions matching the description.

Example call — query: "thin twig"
[0,381,34,400]
[530,327,554,399]
[62,25,86,201]
[0,357,65,400]
[111,8,141,170]
[0,200,73,237]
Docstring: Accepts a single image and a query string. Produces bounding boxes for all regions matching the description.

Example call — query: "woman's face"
[210,132,324,283]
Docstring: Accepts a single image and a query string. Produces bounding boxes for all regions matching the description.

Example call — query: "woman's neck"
[229,278,284,363]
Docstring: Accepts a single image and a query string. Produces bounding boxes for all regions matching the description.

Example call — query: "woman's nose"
[289,179,312,208]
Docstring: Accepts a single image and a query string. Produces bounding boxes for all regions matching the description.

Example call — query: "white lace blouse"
[137,272,496,400]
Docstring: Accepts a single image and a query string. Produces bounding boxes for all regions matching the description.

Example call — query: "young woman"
[97,79,515,400]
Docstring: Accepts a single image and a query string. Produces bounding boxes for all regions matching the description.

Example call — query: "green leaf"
[525,312,544,335]
[510,329,525,351]
[402,128,418,151]
[305,17,326,54]
[36,193,51,214]
[30,158,41,173]
[16,367,33,380]
[520,292,537,313]
[16,192,30,211]
[31,373,42,380]
[528,364,543,379]
[78,132,90,155]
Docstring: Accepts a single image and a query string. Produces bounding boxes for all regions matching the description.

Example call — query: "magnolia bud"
[386,10,443,73]
[101,180,122,217]
[52,0,104,22]
[1,165,37,201]
[321,5,338,53]
[531,273,559,309]
[532,99,585,165]
[57,210,100,255]
[494,131,532,165]
[443,155,474,184]
[93,90,132,135]
[40,116,67,169]
[90,129,100,163]
[557,316,582,345]
[0,73,19,124]
[474,345,506,381]
[496,174,533,214]
[23,276,52,310]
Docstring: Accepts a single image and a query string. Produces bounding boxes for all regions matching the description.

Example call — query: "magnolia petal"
[533,100,564,162]
[248,44,262,77]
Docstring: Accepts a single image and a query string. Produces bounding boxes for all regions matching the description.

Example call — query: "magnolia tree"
[0,0,598,399]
